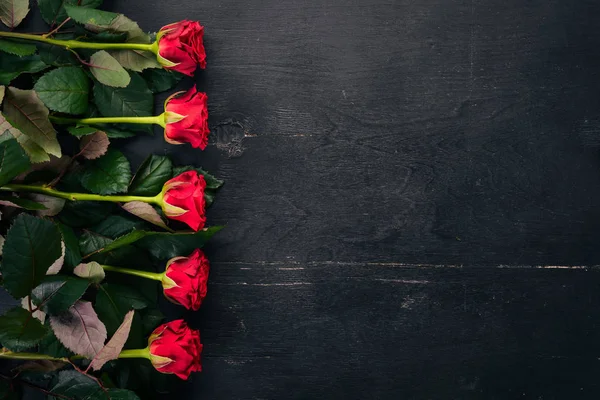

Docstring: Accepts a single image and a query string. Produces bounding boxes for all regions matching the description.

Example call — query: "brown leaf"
[79,131,109,160]
[122,201,170,230]
[90,310,134,371]
[49,300,107,359]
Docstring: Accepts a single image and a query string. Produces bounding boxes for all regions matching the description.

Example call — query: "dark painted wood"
[13,0,600,398]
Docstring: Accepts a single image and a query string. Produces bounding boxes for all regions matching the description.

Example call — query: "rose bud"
[156,20,206,76]
[161,249,209,310]
[163,85,210,150]
[160,171,207,231]
[148,319,202,380]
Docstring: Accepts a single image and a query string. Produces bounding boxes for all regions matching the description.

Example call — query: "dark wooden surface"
[20,0,600,398]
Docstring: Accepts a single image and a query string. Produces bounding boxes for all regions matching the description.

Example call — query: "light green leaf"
[93,72,152,118]
[129,155,172,196]
[34,66,90,114]
[89,50,131,88]
[0,117,50,163]
[38,0,103,25]
[0,85,4,104]
[1,214,63,298]
[80,149,132,194]
[0,0,30,28]
[0,39,36,56]
[2,87,60,157]
[0,308,48,351]
[73,261,105,283]
[110,49,160,72]
[0,54,48,85]
[0,135,31,186]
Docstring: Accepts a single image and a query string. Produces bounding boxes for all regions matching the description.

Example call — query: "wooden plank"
[190,262,600,399]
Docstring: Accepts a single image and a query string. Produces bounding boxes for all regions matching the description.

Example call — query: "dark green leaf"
[38,0,103,25]
[99,226,224,259]
[0,0,29,28]
[102,126,137,138]
[0,136,31,186]
[0,39,36,56]
[142,68,184,93]
[89,50,131,88]
[1,87,60,157]
[92,214,148,238]
[57,223,82,269]
[80,149,132,194]
[68,125,98,136]
[64,4,116,26]
[58,200,116,228]
[0,308,48,351]
[31,275,89,314]
[79,230,113,256]
[34,66,90,115]
[0,54,48,85]
[93,72,152,119]
[173,166,225,190]
[38,43,77,66]
[129,155,172,196]
[50,370,103,399]
[0,194,46,210]
[95,283,147,335]
[1,214,62,298]
[106,389,141,400]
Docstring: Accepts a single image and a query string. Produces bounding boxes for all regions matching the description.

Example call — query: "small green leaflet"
[38,0,103,25]
[93,72,152,118]
[34,66,90,115]
[0,39,36,56]
[80,148,132,195]
[0,0,30,28]
[89,50,131,87]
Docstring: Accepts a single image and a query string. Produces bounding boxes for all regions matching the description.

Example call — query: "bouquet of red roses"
[0,1,223,398]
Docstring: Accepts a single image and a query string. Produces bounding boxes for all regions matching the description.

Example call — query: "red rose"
[164,85,210,150]
[160,171,207,231]
[148,319,202,380]
[162,249,210,310]
[157,20,206,76]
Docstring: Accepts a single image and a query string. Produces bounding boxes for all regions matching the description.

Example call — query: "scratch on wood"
[374,279,430,284]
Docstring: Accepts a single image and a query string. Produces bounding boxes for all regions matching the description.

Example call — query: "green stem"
[118,348,151,359]
[0,31,156,52]
[0,351,66,361]
[101,265,164,281]
[50,114,166,128]
[0,184,162,205]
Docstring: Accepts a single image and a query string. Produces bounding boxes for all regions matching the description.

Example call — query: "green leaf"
[0,85,4,104]
[93,72,152,119]
[129,155,172,196]
[173,166,225,190]
[1,87,61,157]
[58,200,115,228]
[92,214,148,238]
[67,124,98,136]
[31,275,89,314]
[38,0,103,25]
[50,370,104,399]
[142,68,184,93]
[64,4,116,26]
[73,261,105,283]
[0,54,48,85]
[0,194,46,210]
[79,230,113,256]
[96,283,147,335]
[100,226,224,259]
[106,389,141,400]
[0,0,30,28]
[34,66,90,115]
[0,308,48,351]
[0,115,50,163]
[110,50,160,72]
[0,136,31,186]
[89,50,131,88]
[80,149,132,195]
[1,214,62,298]
[38,43,77,66]
[57,222,82,269]
[0,39,36,56]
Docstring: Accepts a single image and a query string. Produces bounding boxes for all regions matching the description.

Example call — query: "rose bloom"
[148,319,202,380]
[161,171,207,231]
[157,20,206,76]
[164,85,210,150]
[162,249,210,310]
